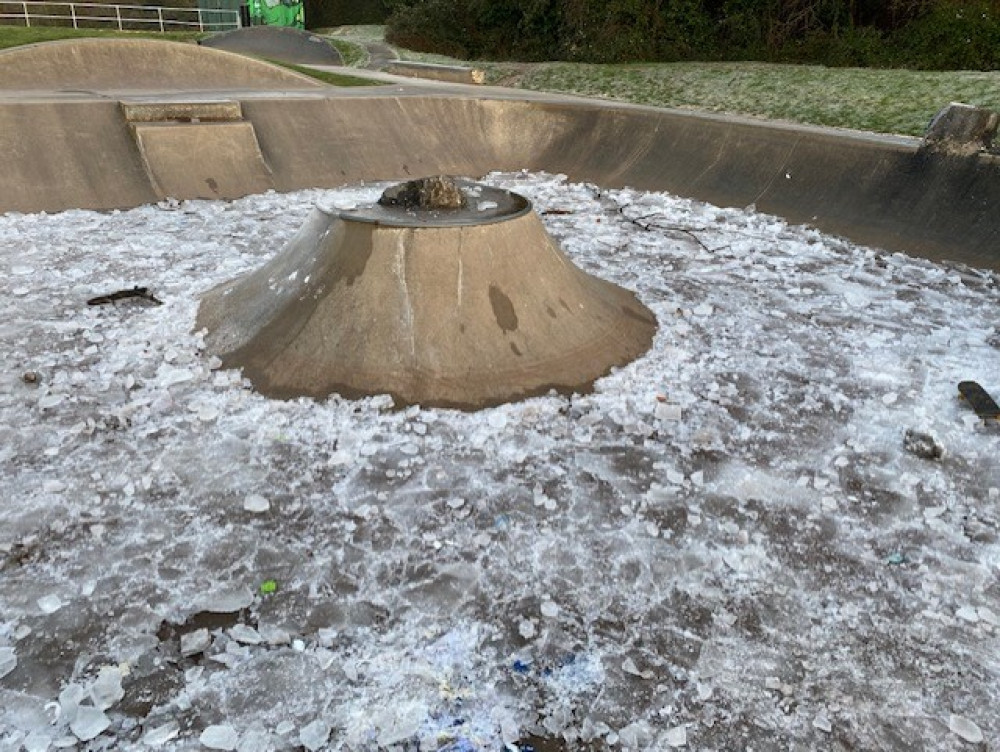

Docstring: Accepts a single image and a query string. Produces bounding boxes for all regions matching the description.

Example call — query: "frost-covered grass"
[322,25,387,44]
[263,59,379,87]
[508,61,1000,137]
[2,174,1000,751]
[327,38,367,68]
[323,25,1000,137]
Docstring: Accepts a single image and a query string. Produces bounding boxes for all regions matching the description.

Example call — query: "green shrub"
[306,0,389,30]
[889,1,1000,69]
[383,0,1000,69]
[385,0,473,57]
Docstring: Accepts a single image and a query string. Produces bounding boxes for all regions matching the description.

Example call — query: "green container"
[247,0,304,29]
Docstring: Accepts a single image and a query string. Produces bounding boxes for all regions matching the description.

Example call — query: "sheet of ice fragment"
[0,172,998,750]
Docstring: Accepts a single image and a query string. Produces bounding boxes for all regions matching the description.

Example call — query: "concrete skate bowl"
[1,81,999,269]
[0,37,324,91]
[199,26,342,66]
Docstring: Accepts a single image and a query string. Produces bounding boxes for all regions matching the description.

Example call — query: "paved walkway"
[363,41,398,70]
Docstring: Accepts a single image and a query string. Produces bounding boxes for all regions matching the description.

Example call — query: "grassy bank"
[499,61,1000,137]
[0,26,203,50]
[5,24,998,135]
[328,25,1000,138]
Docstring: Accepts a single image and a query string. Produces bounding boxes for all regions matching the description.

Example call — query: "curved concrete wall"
[1,92,998,269]
[244,95,1000,270]
[0,38,323,90]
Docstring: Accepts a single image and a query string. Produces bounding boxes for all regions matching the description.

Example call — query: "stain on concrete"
[206,177,219,193]
[489,284,518,333]
[546,305,557,318]
[510,342,522,356]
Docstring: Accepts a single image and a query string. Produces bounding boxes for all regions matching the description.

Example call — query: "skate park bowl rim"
[1,40,999,271]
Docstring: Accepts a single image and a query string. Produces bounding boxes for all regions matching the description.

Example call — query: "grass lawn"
[265,59,379,87]
[0,26,204,50]
[326,38,366,67]
[326,25,1000,137]
[499,61,1000,137]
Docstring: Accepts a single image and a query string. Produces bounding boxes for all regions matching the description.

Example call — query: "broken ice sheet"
[200,724,239,750]
[89,666,124,710]
[36,594,63,614]
[69,706,110,741]
[180,628,211,657]
[195,587,254,613]
[142,721,180,746]
[948,714,984,744]
[0,646,16,678]
[242,493,270,513]
[298,719,331,751]
[3,173,1000,750]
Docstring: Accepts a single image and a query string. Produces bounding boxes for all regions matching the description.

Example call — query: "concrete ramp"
[199,26,342,66]
[122,101,273,200]
[0,38,324,91]
[197,184,657,408]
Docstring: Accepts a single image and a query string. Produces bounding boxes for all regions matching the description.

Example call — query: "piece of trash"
[885,552,906,566]
[87,286,163,306]
[259,579,278,595]
[957,380,1000,420]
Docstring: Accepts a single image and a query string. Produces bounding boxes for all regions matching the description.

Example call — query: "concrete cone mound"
[197,178,657,409]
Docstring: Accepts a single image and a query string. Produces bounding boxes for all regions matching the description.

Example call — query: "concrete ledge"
[385,61,485,85]
[122,101,243,124]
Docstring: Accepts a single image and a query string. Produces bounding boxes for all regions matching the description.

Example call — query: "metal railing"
[0,1,240,32]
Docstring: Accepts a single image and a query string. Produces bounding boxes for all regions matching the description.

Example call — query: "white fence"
[0,1,240,32]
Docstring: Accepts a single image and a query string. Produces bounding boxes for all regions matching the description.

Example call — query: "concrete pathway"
[363,41,398,70]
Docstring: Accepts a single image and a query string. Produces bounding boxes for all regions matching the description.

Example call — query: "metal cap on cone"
[196,177,657,409]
